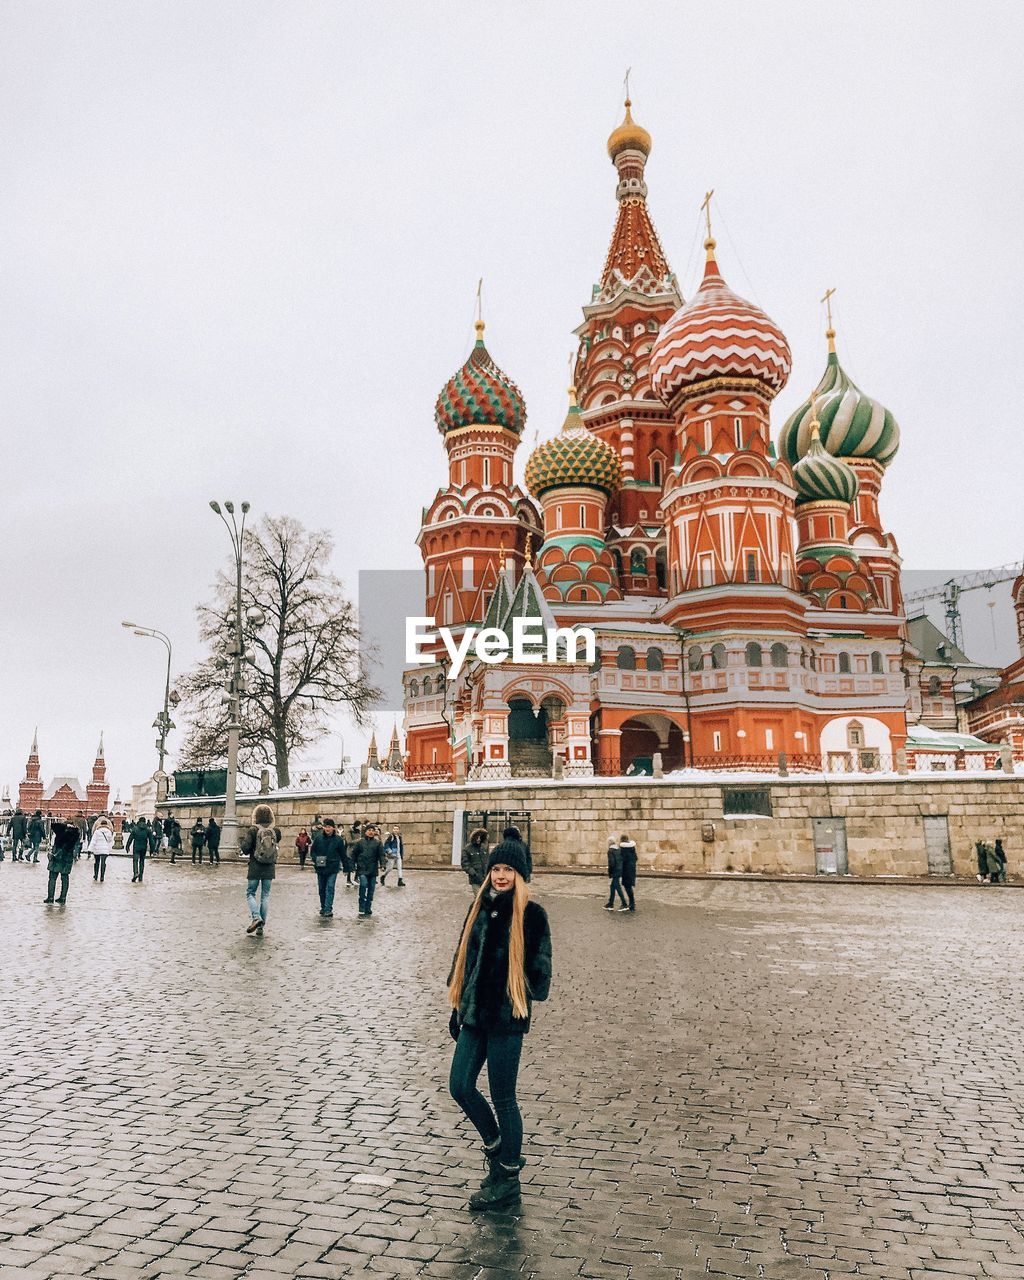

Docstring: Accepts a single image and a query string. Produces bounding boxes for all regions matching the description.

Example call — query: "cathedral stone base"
[159,774,1021,881]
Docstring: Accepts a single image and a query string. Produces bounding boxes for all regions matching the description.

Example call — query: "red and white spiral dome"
[650,245,792,410]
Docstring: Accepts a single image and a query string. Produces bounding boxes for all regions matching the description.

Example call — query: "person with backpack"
[604,836,627,911]
[240,804,280,935]
[618,834,638,912]
[44,820,80,905]
[310,817,346,917]
[353,823,386,918]
[446,837,552,1211]
[89,816,115,882]
[461,827,490,889]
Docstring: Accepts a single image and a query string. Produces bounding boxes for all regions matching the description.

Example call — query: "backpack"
[252,825,277,866]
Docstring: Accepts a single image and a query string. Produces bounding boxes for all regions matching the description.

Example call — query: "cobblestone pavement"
[1,858,1023,1279]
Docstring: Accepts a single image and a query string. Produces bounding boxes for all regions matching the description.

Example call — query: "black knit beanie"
[486,836,530,883]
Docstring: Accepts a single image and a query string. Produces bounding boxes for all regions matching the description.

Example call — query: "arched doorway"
[619,715,687,774]
[507,697,551,775]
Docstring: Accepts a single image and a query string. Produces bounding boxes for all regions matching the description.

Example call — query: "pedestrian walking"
[206,817,221,865]
[10,808,28,861]
[346,822,362,886]
[190,819,207,864]
[44,820,80,904]
[73,812,87,861]
[975,839,989,883]
[149,817,162,857]
[28,810,45,863]
[310,818,346,917]
[131,818,150,883]
[295,827,311,868]
[994,838,1008,883]
[985,841,1003,884]
[166,816,182,862]
[89,816,114,882]
[619,834,638,912]
[461,827,490,889]
[354,823,386,918]
[446,838,552,1210]
[604,837,628,911]
[241,804,280,935]
[381,826,406,887]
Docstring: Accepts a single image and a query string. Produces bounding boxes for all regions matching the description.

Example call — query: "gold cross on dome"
[820,286,836,330]
[624,67,631,103]
[701,189,714,239]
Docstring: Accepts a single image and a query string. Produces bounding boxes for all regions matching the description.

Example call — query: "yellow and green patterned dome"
[525,391,623,498]
[793,423,859,506]
[780,343,899,469]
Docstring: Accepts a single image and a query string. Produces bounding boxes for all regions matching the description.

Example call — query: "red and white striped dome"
[651,246,792,409]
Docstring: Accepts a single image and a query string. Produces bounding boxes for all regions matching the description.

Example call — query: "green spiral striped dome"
[525,398,623,498]
[780,349,899,468]
[793,426,859,506]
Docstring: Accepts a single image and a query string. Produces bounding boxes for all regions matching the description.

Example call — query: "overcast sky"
[2,1,1022,801]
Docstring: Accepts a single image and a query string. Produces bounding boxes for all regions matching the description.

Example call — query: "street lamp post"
[209,500,252,860]
[122,622,176,777]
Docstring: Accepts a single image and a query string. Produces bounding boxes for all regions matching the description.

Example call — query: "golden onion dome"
[607,99,651,160]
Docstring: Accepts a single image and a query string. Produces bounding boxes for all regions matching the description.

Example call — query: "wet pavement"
[1,857,1022,1278]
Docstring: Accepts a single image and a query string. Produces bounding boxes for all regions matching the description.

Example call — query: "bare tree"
[178,515,381,787]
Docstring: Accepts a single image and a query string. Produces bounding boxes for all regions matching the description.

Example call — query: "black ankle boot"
[469,1161,522,1210]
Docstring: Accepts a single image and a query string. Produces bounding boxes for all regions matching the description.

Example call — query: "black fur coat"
[449,889,552,1035]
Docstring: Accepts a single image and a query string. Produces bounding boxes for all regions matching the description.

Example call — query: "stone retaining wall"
[158,775,1022,879]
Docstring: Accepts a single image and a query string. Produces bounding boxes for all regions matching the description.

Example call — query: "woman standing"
[295,827,312,869]
[89,816,115,882]
[447,840,552,1211]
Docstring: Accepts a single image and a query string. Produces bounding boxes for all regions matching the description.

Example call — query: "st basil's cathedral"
[404,100,910,779]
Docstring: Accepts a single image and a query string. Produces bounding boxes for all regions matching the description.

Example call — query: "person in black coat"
[28,810,45,863]
[44,820,80,904]
[447,841,552,1211]
[461,828,490,889]
[206,817,221,864]
[993,839,1008,884]
[190,819,207,864]
[353,824,385,918]
[131,818,150,882]
[604,837,627,910]
[310,818,347,917]
[10,808,28,861]
[618,835,638,912]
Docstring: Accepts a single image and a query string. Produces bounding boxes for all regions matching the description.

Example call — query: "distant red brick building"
[17,732,110,817]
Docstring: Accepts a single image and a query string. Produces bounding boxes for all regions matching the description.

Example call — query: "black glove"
[448,1009,460,1042]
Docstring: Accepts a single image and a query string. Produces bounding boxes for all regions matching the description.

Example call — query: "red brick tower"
[573,96,682,596]
[18,729,44,812]
[86,733,110,813]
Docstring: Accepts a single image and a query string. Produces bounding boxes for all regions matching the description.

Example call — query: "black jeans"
[46,870,70,902]
[449,1026,524,1165]
[93,855,107,882]
[621,877,635,909]
[606,874,627,907]
[133,849,146,880]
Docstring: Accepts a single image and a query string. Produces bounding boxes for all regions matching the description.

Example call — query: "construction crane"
[904,562,1022,653]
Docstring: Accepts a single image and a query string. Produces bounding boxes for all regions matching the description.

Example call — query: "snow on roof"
[905,724,992,751]
[42,776,87,801]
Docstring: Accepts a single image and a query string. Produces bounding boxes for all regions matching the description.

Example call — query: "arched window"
[871,651,884,674]
[838,651,852,674]
[616,645,636,670]
[611,547,623,578]
[688,644,704,672]
[655,546,667,590]
[630,547,647,575]
[421,675,432,695]
[646,647,664,672]
[770,642,788,668]
[651,458,663,486]
[928,674,942,696]
[409,679,419,698]
[711,643,727,670]
[745,641,763,667]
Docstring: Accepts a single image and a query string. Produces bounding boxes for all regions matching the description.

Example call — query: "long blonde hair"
[448,872,531,1019]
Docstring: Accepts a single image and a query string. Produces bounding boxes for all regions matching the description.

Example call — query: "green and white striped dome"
[780,348,899,469]
[792,425,859,506]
